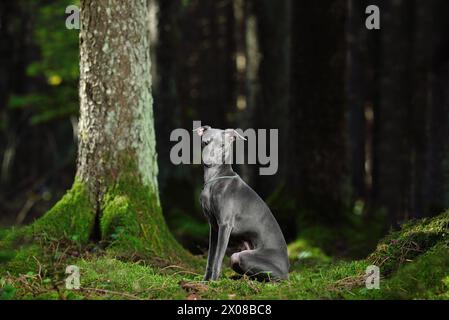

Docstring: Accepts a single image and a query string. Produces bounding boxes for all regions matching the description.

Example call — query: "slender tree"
[246,0,296,239]
[426,0,449,215]
[228,0,257,186]
[0,1,32,187]
[173,0,234,128]
[408,1,436,218]
[154,0,181,191]
[154,0,237,247]
[289,0,349,226]
[347,0,368,202]
[372,0,412,225]
[253,0,291,195]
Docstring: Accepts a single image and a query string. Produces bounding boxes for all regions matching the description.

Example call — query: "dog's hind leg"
[231,249,288,281]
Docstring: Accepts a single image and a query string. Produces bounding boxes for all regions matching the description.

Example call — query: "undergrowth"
[0,211,448,300]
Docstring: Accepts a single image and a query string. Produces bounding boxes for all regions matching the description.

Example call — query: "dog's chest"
[200,188,213,214]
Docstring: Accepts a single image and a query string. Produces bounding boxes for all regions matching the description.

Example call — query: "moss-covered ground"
[1,212,448,300]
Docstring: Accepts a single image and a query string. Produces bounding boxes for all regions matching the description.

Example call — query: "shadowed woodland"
[0,0,449,300]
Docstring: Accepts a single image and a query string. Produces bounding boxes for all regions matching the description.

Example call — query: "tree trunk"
[426,0,449,215]
[372,0,412,226]
[175,0,234,129]
[253,0,291,196]
[347,0,367,202]
[289,0,349,226]
[408,1,435,218]
[154,0,181,192]
[31,0,184,260]
[247,0,296,239]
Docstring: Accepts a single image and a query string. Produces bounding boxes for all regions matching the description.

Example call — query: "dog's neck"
[203,164,235,183]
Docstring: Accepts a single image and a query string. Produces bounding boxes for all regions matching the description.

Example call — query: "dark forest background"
[1,0,448,259]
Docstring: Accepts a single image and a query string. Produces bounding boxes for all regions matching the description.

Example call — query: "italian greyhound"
[195,125,289,281]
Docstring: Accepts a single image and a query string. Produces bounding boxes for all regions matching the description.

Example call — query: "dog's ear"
[193,125,211,137]
[224,129,247,143]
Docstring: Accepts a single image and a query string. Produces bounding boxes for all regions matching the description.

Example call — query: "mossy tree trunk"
[31,0,184,260]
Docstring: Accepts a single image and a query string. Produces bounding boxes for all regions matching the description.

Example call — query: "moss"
[2,171,447,300]
[367,243,449,299]
[367,211,449,275]
[196,260,371,300]
[101,195,141,240]
[1,234,447,300]
[1,155,195,272]
[0,245,43,276]
[0,181,94,276]
[101,184,195,265]
[98,155,194,265]
[2,250,369,300]
[30,180,95,244]
[170,212,209,241]
[76,257,189,299]
[0,228,8,241]
[293,206,387,259]
[288,238,332,270]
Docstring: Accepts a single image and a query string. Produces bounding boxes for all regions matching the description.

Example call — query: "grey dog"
[195,125,289,281]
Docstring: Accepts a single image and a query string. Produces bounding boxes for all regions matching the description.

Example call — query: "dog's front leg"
[204,225,218,280]
[210,223,232,280]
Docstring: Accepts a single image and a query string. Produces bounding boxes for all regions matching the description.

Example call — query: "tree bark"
[78,0,158,195]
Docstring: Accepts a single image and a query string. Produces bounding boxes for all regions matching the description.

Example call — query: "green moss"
[100,178,185,261]
[294,206,387,259]
[0,228,8,241]
[368,243,449,299]
[98,154,193,265]
[1,151,200,288]
[1,236,447,300]
[1,156,195,273]
[0,181,94,276]
[101,195,141,240]
[0,245,43,276]
[2,169,447,300]
[288,238,332,270]
[367,211,449,275]
[30,180,95,244]
[2,250,370,300]
[170,212,209,241]
[196,260,371,300]
[76,257,189,299]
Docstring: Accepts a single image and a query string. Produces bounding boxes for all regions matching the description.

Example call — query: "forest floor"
[1,212,449,300]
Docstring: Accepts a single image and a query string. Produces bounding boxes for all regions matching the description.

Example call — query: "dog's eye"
[202,140,211,147]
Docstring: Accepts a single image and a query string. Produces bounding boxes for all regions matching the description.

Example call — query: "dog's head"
[193,125,246,166]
